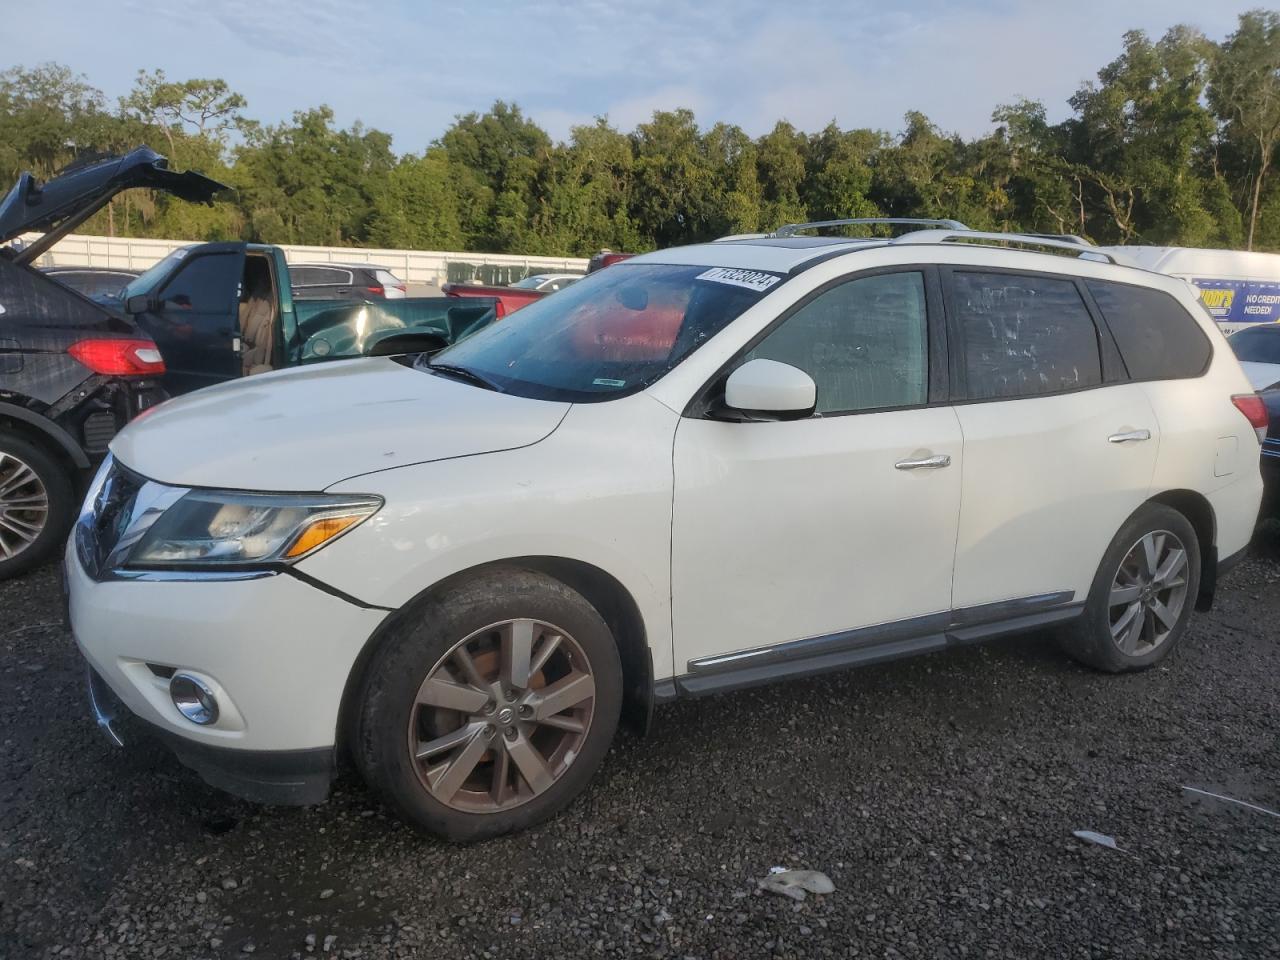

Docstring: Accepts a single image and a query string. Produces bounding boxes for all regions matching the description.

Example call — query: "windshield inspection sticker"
[593,377,626,387]
[696,267,782,293]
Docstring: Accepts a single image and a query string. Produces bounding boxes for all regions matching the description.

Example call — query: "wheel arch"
[1145,488,1217,611]
[0,401,90,471]
[335,555,656,764]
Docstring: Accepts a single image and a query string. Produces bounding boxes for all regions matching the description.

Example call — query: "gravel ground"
[2,529,1279,960]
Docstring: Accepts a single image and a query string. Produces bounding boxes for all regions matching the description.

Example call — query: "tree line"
[2,10,1278,255]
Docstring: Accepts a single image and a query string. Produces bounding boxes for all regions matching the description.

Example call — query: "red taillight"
[365,285,384,296]
[1232,393,1269,443]
[68,339,166,377]
[494,300,506,319]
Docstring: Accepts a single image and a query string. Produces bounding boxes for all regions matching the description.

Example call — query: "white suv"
[68,222,1265,840]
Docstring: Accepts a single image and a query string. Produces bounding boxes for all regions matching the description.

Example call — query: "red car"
[441,282,546,317]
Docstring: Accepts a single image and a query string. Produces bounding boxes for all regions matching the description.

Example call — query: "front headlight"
[124,490,382,568]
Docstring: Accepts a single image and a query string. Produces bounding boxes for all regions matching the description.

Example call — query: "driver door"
[133,247,245,395]
[670,268,963,688]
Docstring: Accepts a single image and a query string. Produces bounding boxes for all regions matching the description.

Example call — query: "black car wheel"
[1060,503,1200,672]
[0,434,75,580]
[354,567,623,842]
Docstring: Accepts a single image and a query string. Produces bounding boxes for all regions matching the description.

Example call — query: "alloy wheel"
[407,618,596,813]
[1108,529,1190,657]
[0,452,49,561]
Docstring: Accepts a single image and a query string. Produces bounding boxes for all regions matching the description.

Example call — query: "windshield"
[427,262,781,401]
[509,276,547,290]
[120,246,194,301]
[1229,325,1280,365]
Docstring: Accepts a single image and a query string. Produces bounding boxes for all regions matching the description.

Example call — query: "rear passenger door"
[944,268,1160,610]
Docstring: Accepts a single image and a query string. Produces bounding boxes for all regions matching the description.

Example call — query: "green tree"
[803,123,881,224]
[0,63,112,181]
[629,109,720,247]
[368,149,464,250]
[234,107,395,245]
[441,101,551,249]
[1066,26,1233,246]
[1209,9,1280,249]
[755,121,809,229]
[702,121,762,235]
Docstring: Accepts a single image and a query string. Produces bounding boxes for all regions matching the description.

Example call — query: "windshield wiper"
[425,360,502,392]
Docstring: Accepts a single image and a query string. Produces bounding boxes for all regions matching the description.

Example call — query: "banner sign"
[1193,278,1280,325]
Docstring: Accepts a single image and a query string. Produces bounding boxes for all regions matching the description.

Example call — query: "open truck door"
[127,244,246,395]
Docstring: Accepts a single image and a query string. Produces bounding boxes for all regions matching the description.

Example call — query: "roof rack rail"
[1021,232,1092,245]
[772,217,969,238]
[889,229,1132,265]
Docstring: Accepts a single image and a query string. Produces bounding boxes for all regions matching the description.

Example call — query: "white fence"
[16,232,590,288]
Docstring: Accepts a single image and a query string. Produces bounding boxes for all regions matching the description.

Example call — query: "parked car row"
[2,153,1272,843]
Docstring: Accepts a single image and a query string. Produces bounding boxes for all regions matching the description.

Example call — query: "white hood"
[1239,360,1280,392]
[110,358,570,490]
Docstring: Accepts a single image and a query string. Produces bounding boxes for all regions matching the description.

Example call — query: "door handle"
[1108,429,1151,443]
[895,454,952,470]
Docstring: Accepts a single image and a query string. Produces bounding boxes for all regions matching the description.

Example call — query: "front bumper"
[84,663,335,804]
[67,545,388,802]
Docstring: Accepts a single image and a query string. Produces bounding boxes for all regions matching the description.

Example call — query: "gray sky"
[2,0,1260,150]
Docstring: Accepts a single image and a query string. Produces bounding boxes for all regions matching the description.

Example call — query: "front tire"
[1061,503,1200,673]
[354,567,623,841]
[0,434,74,581]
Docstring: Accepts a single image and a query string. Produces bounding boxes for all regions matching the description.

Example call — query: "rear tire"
[1061,503,1200,673]
[354,567,623,841]
[0,433,75,581]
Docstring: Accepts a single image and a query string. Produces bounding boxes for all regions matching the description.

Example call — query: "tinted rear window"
[1086,280,1210,380]
[951,271,1102,400]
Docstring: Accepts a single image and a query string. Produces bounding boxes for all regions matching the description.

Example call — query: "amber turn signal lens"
[284,514,363,559]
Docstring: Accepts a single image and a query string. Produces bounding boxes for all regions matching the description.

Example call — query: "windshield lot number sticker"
[696,267,781,292]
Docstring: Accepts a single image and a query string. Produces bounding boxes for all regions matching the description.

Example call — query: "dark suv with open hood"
[0,148,224,578]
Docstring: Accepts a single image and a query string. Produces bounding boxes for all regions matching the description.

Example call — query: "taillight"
[494,300,506,319]
[1232,393,1269,444]
[365,286,384,296]
[68,339,166,377]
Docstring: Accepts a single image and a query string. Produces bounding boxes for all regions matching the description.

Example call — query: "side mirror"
[124,294,156,315]
[722,358,816,420]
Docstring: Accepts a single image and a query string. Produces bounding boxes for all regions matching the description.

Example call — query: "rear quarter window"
[1086,280,1210,380]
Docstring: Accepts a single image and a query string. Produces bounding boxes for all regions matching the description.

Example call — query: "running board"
[672,592,1081,698]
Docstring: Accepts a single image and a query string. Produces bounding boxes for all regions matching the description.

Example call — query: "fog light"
[170,673,219,725]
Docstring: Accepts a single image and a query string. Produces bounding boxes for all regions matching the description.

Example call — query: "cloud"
[3,0,1262,153]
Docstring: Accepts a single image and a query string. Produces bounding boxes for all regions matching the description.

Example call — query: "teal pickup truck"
[116,243,498,395]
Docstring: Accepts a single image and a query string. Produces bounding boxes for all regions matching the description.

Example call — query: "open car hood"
[0,147,227,254]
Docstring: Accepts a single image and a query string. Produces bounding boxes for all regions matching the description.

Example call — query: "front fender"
[296,396,680,681]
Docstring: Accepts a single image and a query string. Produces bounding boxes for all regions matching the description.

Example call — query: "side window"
[951,271,1101,400]
[1086,280,1211,380]
[315,268,352,286]
[746,271,928,415]
[290,267,320,287]
[159,253,239,313]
